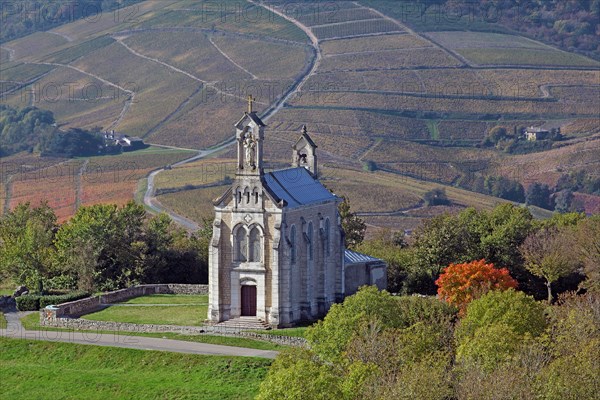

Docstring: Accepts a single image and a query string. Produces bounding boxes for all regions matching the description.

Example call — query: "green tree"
[520,227,580,302]
[455,289,546,370]
[53,202,146,291]
[338,196,366,249]
[411,204,534,295]
[540,292,600,399]
[0,203,57,292]
[574,216,600,293]
[257,348,344,400]
[526,182,553,210]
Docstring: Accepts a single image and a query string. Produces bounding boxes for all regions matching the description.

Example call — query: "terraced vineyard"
[1,0,598,226]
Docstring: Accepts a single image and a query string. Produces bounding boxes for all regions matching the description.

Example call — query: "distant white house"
[524,126,550,141]
[104,130,145,150]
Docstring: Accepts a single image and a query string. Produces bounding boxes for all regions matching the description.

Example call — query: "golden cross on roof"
[247,95,255,113]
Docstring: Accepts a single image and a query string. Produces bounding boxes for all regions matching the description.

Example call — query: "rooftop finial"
[247,95,255,113]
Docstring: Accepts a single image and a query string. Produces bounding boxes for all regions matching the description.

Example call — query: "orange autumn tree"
[435,259,517,312]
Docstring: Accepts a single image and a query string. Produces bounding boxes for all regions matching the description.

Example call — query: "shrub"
[16,291,90,311]
[15,295,40,311]
[38,291,90,308]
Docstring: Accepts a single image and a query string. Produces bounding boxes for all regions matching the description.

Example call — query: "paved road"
[0,311,277,359]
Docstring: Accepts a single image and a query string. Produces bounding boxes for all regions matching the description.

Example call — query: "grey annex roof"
[344,249,383,264]
[262,167,336,208]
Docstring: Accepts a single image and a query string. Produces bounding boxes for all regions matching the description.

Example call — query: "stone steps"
[213,317,271,331]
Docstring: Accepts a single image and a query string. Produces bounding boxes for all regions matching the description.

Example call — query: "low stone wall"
[45,284,208,318]
[39,315,307,347]
[39,283,306,347]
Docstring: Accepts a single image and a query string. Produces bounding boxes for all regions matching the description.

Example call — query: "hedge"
[16,291,90,311]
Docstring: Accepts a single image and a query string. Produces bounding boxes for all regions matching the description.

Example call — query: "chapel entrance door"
[241,285,257,316]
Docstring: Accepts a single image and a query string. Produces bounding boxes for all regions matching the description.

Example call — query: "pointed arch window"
[235,227,247,262]
[290,225,296,264]
[249,226,261,262]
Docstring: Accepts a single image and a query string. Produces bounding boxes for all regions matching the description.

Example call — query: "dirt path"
[47,30,74,42]
[114,37,262,107]
[32,62,135,129]
[1,46,15,61]
[208,35,258,79]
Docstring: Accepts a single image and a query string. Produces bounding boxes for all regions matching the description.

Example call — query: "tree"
[554,189,573,213]
[411,204,533,295]
[574,216,600,293]
[261,289,456,400]
[435,259,518,313]
[338,196,366,249]
[526,182,553,210]
[53,202,146,291]
[423,188,451,206]
[0,203,57,293]
[455,289,547,371]
[520,227,580,302]
[257,348,344,400]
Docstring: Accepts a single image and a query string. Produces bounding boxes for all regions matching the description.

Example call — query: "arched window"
[236,188,242,206]
[290,225,296,264]
[325,218,330,257]
[249,226,261,262]
[307,222,313,261]
[253,188,259,204]
[244,188,250,204]
[235,227,247,262]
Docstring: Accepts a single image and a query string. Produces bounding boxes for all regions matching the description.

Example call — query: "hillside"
[1,0,598,226]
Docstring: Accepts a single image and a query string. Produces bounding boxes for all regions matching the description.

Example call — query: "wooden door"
[241,285,257,316]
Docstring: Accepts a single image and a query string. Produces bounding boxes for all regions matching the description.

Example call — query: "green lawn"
[122,294,208,305]
[0,337,270,400]
[19,313,284,351]
[83,305,207,326]
[254,327,309,338]
[0,312,6,329]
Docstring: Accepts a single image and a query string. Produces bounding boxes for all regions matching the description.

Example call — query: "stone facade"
[208,109,386,328]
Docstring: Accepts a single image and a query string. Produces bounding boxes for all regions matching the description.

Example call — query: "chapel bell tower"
[292,125,318,176]
[235,95,265,176]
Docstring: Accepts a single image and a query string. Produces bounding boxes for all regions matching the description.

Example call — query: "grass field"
[82,293,209,327]
[121,294,208,305]
[0,337,270,400]
[0,312,6,329]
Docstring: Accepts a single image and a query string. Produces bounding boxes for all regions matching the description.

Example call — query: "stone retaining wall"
[39,314,307,347]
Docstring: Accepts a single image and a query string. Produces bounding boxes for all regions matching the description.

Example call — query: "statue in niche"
[243,130,256,169]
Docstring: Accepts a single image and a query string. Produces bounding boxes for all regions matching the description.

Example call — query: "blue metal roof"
[263,167,336,207]
[344,249,383,264]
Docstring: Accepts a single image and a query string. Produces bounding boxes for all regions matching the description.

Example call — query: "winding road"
[0,309,276,359]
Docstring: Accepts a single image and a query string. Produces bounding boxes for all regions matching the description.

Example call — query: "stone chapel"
[207,103,386,328]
